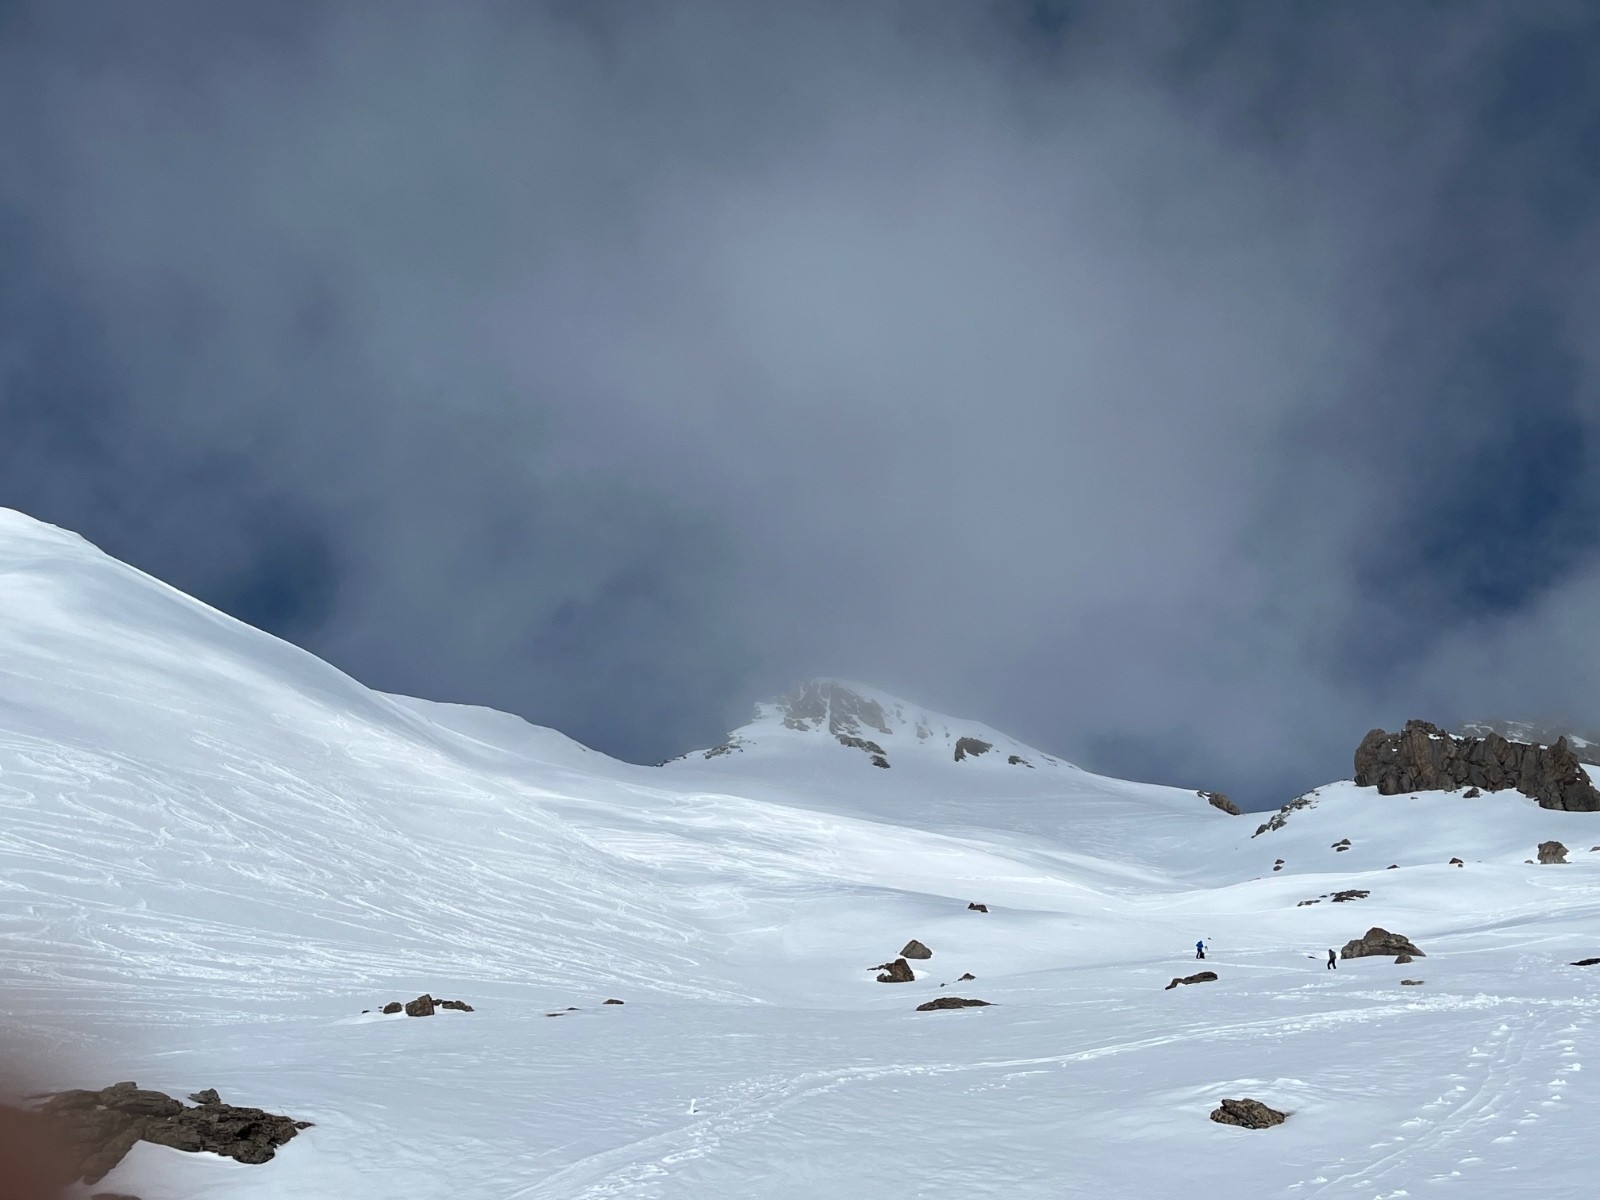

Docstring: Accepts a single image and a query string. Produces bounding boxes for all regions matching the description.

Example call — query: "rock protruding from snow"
[1539,840,1570,864]
[875,958,915,983]
[35,1083,310,1184]
[900,939,932,960]
[1164,971,1218,990]
[1354,720,1600,811]
[1252,791,1318,837]
[1209,1098,1287,1129]
[915,996,990,1011]
[1200,791,1241,816]
[953,737,992,761]
[1341,927,1424,960]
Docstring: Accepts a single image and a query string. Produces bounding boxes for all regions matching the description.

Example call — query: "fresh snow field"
[3,507,1600,1198]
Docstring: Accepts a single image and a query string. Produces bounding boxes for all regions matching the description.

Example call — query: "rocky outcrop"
[1570,957,1600,967]
[1252,791,1318,837]
[967,902,988,912]
[957,972,976,981]
[1341,927,1424,960]
[603,998,625,1005]
[1401,979,1424,985]
[900,939,932,960]
[1539,840,1569,864]
[1354,720,1600,811]
[33,1083,309,1184]
[1164,971,1218,990]
[953,737,992,762]
[1395,953,1414,964]
[1209,1098,1287,1129]
[915,996,990,1011]
[1330,889,1369,903]
[1200,791,1241,816]
[875,958,915,983]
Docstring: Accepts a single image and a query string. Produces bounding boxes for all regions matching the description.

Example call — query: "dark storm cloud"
[4,1,1600,805]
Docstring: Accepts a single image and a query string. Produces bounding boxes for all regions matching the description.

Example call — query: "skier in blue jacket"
[1195,939,1206,960]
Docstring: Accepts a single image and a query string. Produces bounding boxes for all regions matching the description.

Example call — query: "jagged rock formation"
[1341,927,1424,960]
[915,996,990,1011]
[1199,791,1241,815]
[1458,719,1600,766]
[1539,840,1569,864]
[32,1083,309,1184]
[1354,720,1600,811]
[1164,971,1218,990]
[875,958,915,983]
[1209,1098,1287,1129]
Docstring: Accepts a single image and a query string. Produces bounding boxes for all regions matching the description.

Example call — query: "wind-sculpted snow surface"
[4,508,1600,1198]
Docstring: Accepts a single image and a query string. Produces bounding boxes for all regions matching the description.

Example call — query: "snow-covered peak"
[668,678,1072,772]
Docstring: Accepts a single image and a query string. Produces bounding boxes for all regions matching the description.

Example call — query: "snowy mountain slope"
[3,508,1600,1198]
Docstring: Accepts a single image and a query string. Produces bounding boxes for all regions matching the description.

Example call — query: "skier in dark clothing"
[1327,948,1337,969]
[1195,940,1206,960]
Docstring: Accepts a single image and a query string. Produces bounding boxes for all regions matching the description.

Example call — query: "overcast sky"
[4,1,1600,809]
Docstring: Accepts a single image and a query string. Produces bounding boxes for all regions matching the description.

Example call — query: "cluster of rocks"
[1165,971,1218,990]
[1252,791,1318,837]
[1209,1098,1287,1129]
[1340,928,1424,960]
[1331,838,1351,852]
[1354,720,1600,811]
[370,993,474,1016]
[27,1082,309,1185]
[1298,888,1371,908]
[872,939,933,983]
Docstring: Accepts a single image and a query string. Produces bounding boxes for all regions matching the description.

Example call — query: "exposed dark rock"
[1273,859,1285,871]
[1395,953,1414,964]
[870,754,890,768]
[438,999,475,1012]
[875,958,915,983]
[1341,927,1424,959]
[967,902,988,912]
[603,998,625,1004]
[957,972,976,981]
[1539,840,1569,864]
[1464,787,1481,798]
[915,996,990,1011]
[1007,754,1033,767]
[381,1001,402,1014]
[1330,889,1370,903]
[1387,864,1398,869]
[1449,858,1464,866]
[34,1083,309,1184]
[1252,791,1318,837]
[777,680,892,738]
[1354,720,1600,811]
[1296,900,1319,907]
[953,737,992,762]
[1331,838,1351,852]
[1209,1098,1287,1129]
[900,939,932,960]
[90,1193,143,1200]
[1570,958,1600,966]
[1200,791,1242,816]
[1400,979,1424,986]
[1164,971,1218,989]
[404,994,436,1017]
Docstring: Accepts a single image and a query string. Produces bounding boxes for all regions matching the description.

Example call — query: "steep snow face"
[672,678,1072,772]
[7,508,1600,1200]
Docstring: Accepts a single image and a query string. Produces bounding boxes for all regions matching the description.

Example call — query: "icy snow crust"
[3,508,1600,1197]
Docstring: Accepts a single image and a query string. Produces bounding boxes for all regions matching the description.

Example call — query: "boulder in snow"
[915,996,990,1011]
[1539,840,1569,864]
[1209,1098,1287,1129]
[1341,927,1424,960]
[875,958,915,983]
[900,939,932,960]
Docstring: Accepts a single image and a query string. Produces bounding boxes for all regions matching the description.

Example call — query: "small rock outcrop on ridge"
[915,996,990,1011]
[1341,927,1424,960]
[32,1083,309,1184]
[1200,790,1242,815]
[1253,791,1318,837]
[1165,971,1218,990]
[1354,720,1600,811]
[1209,1098,1287,1129]
[1539,840,1569,864]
